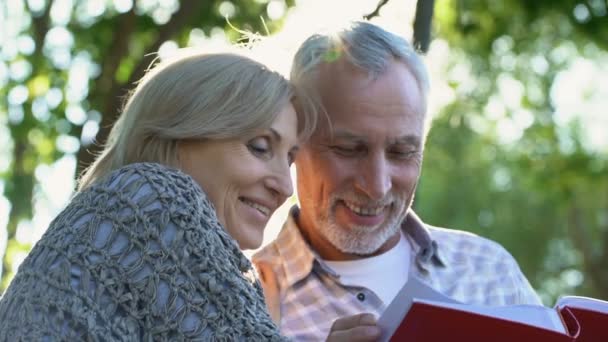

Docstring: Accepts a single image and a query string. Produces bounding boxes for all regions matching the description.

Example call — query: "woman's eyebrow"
[269,128,281,142]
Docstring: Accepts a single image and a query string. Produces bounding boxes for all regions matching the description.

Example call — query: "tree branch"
[124,0,207,89]
[96,8,138,98]
[413,0,435,53]
[2,0,53,282]
[27,0,53,57]
[363,0,391,20]
[75,9,138,176]
[76,0,207,176]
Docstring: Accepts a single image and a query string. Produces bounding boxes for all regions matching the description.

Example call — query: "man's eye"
[390,150,418,159]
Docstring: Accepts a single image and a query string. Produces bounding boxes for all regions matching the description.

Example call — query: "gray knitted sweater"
[0,163,285,341]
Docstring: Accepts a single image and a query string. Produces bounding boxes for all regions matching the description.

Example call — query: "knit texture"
[0,163,284,341]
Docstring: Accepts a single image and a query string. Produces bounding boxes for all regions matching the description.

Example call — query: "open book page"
[556,295,608,341]
[378,276,566,341]
[412,298,567,334]
[377,276,460,342]
[556,296,608,314]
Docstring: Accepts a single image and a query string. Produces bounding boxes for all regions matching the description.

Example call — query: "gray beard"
[316,208,407,255]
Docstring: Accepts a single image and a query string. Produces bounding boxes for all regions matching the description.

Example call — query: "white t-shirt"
[323,232,410,305]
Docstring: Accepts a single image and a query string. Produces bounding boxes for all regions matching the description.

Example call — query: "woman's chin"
[235,232,264,251]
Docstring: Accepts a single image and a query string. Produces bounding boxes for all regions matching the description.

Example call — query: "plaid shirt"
[253,206,542,341]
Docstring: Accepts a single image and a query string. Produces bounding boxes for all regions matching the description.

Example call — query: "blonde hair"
[79,50,316,190]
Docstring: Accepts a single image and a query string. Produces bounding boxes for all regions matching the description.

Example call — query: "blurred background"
[1,0,607,306]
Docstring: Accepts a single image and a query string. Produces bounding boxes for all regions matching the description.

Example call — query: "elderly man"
[254,21,542,341]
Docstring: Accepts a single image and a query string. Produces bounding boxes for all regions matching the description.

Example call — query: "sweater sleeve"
[0,163,285,341]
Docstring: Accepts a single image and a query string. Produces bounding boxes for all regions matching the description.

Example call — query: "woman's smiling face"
[178,102,299,250]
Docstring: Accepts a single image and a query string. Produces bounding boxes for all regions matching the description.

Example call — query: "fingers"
[327,325,381,342]
[331,313,376,331]
[327,313,381,342]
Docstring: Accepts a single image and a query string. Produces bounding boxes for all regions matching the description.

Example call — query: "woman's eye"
[248,137,271,155]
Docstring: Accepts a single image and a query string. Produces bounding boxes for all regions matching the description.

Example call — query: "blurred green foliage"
[418,0,608,303]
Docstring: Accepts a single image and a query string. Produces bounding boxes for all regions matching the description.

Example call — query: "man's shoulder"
[252,209,300,268]
[424,224,542,305]
[426,225,515,265]
[252,240,283,269]
[251,220,305,294]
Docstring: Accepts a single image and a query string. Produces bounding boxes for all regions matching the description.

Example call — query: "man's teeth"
[242,199,270,216]
[344,202,385,216]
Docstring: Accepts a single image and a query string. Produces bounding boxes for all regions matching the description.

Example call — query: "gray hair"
[291,21,430,114]
[79,50,316,190]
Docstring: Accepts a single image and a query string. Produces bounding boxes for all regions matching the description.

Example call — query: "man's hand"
[326,313,381,342]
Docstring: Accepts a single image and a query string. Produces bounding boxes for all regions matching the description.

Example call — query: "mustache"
[329,192,400,207]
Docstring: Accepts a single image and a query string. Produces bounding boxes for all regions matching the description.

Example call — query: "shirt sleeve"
[494,245,543,306]
[510,261,543,305]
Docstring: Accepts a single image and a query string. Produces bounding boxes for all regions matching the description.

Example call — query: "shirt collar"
[274,205,446,288]
[273,206,318,288]
[402,210,446,274]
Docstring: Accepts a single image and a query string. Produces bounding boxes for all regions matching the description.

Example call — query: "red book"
[378,277,608,341]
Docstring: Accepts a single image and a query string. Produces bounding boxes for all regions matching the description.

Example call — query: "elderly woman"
[0,50,377,341]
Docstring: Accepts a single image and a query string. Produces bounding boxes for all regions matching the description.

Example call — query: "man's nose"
[355,154,392,200]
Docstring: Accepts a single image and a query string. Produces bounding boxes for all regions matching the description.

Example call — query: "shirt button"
[357,293,365,301]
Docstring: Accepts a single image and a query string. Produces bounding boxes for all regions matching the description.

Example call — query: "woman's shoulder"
[81,162,213,213]
[95,162,199,194]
